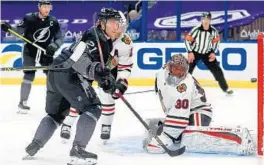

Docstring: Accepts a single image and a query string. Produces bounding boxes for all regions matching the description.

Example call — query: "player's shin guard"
[181,126,256,155]
[70,112,98,164]
[18,79,32,114]
[73,112,97,148]
[25,115,59,156]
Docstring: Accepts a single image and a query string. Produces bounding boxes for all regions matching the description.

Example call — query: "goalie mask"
[165,54,189,86]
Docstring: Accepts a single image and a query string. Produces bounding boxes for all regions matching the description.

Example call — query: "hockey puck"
[251,78,257,83]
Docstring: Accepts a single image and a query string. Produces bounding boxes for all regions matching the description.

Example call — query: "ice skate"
[18,101,30,114]
[61,124,71,143]
[225,89,234,95]
[23,140,41,160]
[67,144,97,165]
[100,125,111,145]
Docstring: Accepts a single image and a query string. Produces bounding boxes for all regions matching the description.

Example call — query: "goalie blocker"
[143,118,255,156]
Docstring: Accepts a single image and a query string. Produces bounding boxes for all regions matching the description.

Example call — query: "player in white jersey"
[60,11,134,143]
[143,54,255,155]
[99,31,133,142]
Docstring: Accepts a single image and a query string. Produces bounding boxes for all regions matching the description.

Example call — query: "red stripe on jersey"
[147,144,160,148]
[70,108,78,114]
[202,108,212,112]
[195,113,200,126]
[102,108,115,112]
[164,120,189,125]
[184,130,242,144]
[118,64,133,69]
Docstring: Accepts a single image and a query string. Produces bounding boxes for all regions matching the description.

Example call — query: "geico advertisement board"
[0,42,257,81]
[132,42,257,81]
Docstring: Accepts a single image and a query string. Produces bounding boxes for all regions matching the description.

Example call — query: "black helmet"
[98,8,121,21]
[201,12,212,19]
[38,0,51,6]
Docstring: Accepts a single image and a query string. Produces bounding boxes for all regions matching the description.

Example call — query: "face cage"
[167,59,189,77]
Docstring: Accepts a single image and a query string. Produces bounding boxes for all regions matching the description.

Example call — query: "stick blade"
[167,146,186,157]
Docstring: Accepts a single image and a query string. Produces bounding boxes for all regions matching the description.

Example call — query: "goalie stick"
[117,93,186,157]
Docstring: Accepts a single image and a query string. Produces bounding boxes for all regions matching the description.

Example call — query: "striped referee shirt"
[185,24,220,54]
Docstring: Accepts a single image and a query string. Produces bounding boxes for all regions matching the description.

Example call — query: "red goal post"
[258,32,264,156]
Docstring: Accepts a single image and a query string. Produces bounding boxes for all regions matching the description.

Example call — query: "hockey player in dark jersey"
[1,0,63,113]
[60,11,134,144]
[24,8,122,165]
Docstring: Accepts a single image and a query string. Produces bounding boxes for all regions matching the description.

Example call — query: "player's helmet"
[201,12,212,19]
[38,0,51,6]
[165,54,189,85]
[98,8,121,21]
[118,11,127,27]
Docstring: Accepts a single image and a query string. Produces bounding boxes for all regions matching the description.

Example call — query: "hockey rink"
[0,85,263,165]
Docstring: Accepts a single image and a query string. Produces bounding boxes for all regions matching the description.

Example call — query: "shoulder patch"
[177,83,187,93]
[121,34,132,45]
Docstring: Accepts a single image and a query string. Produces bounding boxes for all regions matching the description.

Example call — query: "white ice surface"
[0,85,263,165]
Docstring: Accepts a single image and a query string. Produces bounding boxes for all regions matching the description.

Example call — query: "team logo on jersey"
[33,26,51,43]
[177,83,187,93]
[121,35,131,45]
[106,49,118,70]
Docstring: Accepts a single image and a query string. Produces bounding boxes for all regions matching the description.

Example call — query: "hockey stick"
[157,90,167,113]
[117,93,186,157]
[0,64,70,71]
[92,12,105,68]
[7,28,46,54]
[125,89,155,95]
[0,52,81,72]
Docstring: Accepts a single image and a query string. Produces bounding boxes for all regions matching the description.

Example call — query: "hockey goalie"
[142,54,255,156]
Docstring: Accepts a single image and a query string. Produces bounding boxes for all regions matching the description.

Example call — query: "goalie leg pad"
[181,126,256,155]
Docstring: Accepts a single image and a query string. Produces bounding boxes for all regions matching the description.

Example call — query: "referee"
[184,12,233,95]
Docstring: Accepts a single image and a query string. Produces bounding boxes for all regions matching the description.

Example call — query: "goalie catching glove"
[112,78,128,99]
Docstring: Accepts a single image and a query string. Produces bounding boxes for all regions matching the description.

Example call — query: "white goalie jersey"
[156,68,212,128]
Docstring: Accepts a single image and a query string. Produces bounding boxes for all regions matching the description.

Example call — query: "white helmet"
[118,11,127,27]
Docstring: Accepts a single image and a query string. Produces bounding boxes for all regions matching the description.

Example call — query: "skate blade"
[225,91,234,96]
[67,156,97,165]
[101,139,108,145]
[22,154,34,160]
[17,108,30,114]
[61,138,69,144]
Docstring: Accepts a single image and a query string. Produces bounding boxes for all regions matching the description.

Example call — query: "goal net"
[258,32,264,156]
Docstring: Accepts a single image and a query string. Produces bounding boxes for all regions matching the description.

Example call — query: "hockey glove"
[1,22,11,32]
[46,43,59,57]
[99,75,116,94]
[112,78,128,99]
[95,64,111,77]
